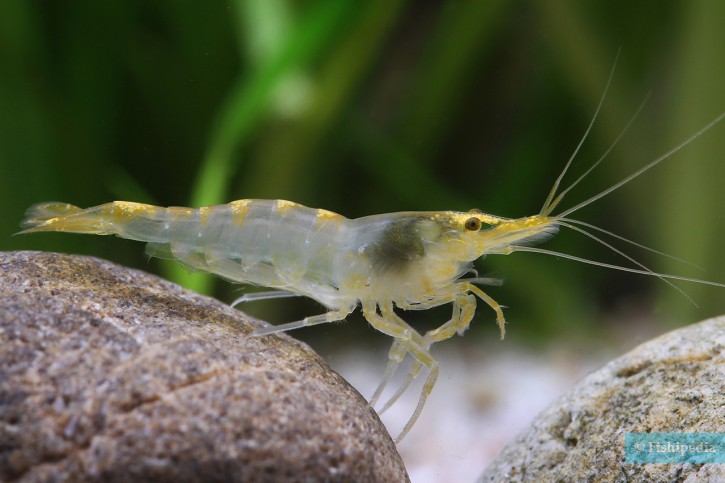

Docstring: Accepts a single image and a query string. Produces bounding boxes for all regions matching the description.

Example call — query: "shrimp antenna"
[540,48,621,216]
[558,110,725,218]
[558,217,703,271]
[555,220,695,305]
[511,246,725,289]
[543,92,650,216]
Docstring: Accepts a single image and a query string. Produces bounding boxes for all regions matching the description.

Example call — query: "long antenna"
[558,111,725,218]
[512,246,725,288]
[543,92,650,216]
[540,48,621,215]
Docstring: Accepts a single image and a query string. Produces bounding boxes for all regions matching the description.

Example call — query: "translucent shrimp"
[18,118,725,444]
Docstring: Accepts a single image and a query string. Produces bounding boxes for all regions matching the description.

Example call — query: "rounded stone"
[479,316,725,482]
[0,251,408,482]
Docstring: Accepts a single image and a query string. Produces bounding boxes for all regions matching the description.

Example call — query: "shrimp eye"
[464,217,482,231]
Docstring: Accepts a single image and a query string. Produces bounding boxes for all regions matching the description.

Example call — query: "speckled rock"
[479,316,725,482]
[0,251,408,483]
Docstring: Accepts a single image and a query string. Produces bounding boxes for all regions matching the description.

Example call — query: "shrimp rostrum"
[19,111,725,443]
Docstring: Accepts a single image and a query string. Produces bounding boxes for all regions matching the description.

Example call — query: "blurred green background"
[2,0,723,352]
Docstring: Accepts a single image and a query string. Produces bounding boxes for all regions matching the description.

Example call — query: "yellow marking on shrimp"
[229,199,251,226]
[316,208,344,226]
[167,206,195,218]
[198,206,213,225]
[431,211,502,227]
[109,201,157,220]
[420,277,433,295]
[342,273,370,291]
[275,199,299,215]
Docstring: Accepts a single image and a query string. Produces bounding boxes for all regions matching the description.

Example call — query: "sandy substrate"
[331,345,607,483]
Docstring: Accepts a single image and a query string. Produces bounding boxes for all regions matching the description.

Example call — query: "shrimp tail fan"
[18,202,114,235]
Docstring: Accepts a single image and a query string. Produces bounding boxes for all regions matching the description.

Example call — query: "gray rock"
[0,251,408,483]
[479,316,724,482]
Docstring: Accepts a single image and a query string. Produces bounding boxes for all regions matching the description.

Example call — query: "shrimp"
[18,107,725,444]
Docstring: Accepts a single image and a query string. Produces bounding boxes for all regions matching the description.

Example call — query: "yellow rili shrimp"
[19,106,725,442]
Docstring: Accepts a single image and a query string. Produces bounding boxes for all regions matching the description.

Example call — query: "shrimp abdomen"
[19,200,354,306]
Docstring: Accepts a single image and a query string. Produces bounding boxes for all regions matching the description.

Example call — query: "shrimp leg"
[364,306,419,409]
[378,293,475,414]
[249,308,352,337]
[421,281,505,341]
[231,290,301,307]
[377,359,423,415]
[374,284,502,420]
[368,339,406,408]
[363,302,439,443]
[466,283,506,340]
[379,294,476,414]
[423,292,477,345]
